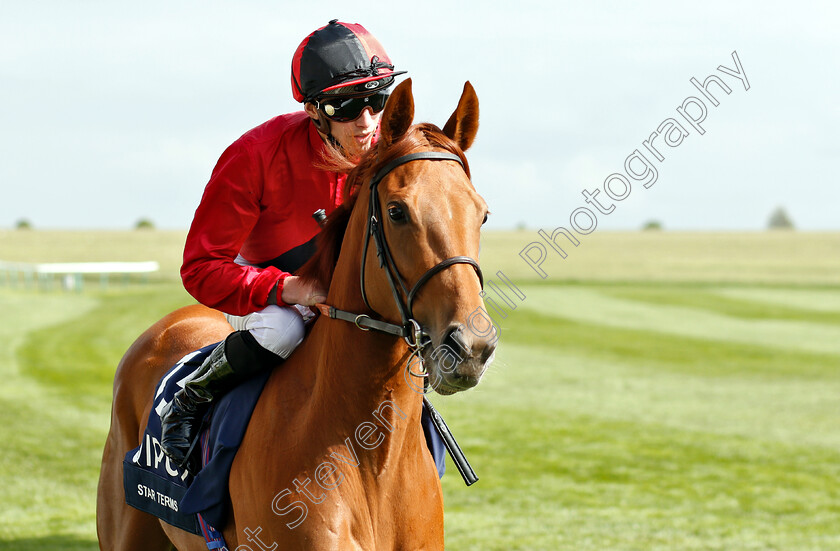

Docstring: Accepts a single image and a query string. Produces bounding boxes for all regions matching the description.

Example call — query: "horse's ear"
[379,78,414,148]
[443,81,479,151]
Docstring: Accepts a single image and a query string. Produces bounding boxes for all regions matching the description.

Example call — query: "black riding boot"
[159,330,279,470]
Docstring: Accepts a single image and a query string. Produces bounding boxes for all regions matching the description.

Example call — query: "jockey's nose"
[355,107,377,127]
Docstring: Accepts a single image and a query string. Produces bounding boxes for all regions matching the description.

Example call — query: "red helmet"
[291,20,406,103]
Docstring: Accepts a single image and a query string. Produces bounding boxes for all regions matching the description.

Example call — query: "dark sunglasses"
[318,90,390,122]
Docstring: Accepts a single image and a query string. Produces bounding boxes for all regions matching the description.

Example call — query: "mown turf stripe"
[598,285,840,325]
[496,307,840,380]
[515,286,840,356]
[712,286,840,312]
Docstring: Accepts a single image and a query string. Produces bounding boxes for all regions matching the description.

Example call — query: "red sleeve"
[181,140,291,316]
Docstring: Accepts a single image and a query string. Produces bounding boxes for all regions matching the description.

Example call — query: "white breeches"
[224,305,306,359]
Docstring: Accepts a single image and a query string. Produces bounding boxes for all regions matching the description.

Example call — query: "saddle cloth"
[123,341,268,546]
[123,342,446,548]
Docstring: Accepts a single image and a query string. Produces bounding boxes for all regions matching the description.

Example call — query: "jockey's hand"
[279,276,327,306]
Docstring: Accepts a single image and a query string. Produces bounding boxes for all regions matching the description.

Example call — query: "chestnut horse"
[97,78,495,550]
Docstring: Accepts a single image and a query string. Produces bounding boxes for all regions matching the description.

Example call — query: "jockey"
[160,19,406,467]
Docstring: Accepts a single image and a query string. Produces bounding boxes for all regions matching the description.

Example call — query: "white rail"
[0,260,160,291]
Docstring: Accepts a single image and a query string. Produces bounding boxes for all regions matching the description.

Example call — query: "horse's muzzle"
[426,324,496,394]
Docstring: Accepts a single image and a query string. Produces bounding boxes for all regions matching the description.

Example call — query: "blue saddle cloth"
[123,342,446,549]
[123,342,266,546]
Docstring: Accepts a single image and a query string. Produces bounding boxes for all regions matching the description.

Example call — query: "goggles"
[317,90,390,122]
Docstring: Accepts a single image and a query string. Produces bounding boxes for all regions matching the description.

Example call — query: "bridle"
[316,150,484,354]
[362,151,484,343]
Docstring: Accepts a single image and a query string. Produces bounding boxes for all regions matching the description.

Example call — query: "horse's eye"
[482,212,489,225]
[388,203,407,223]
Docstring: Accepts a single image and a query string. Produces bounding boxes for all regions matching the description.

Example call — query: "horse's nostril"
[442,325,469,361]
[479,342,496,364]
[441,324,497,367]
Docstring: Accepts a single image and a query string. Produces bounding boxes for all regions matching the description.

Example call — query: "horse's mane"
[297,123,471,291]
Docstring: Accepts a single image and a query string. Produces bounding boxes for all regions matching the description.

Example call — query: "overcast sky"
[1,1,838,231]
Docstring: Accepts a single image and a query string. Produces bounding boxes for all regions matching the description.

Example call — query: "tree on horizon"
[767,207,794,230]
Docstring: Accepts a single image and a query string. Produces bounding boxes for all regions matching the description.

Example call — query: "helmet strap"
[309,107,329,132]
[313,108,342,149]
[306,101,345,152]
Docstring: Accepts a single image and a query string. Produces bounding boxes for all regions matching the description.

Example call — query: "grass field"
[1,229,839,550]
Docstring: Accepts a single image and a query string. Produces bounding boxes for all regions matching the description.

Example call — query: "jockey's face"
[328,106,381,156]
[305,101,382,158]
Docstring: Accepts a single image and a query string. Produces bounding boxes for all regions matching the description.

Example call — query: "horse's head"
[364,79,495,394]
[302,78,496,395]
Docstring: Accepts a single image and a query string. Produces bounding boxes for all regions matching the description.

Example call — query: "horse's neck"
[308,245,425,463]
[286,182,426,469]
